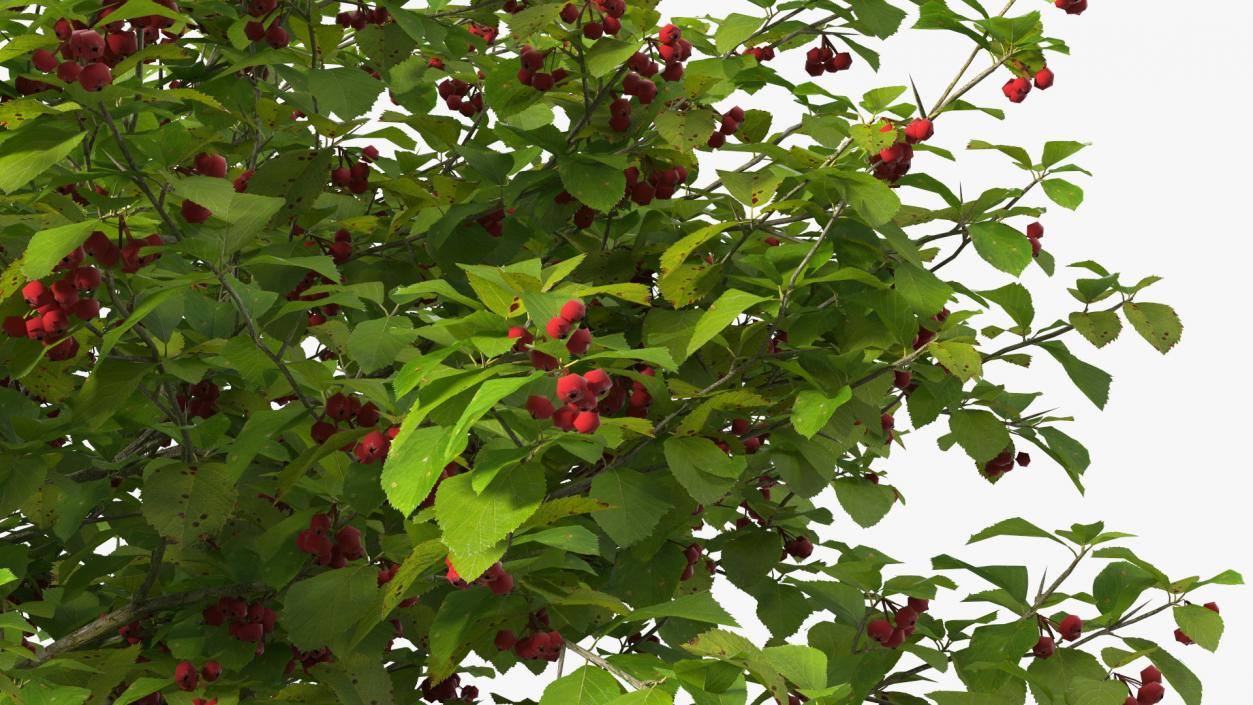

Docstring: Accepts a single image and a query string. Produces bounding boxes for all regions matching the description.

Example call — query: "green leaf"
[504,2,561,41]
[1092,561,1155,621]
[307,66,385,119]
[762,644,827,690]
[0,122,86,194]
[1041,141,1088,168]
[1039,341,1111,409]
[347,316,419,374]
[20,220,102,280]
[832,478,896,528]
[932,341,983,381]
[1123,637,1202,705]
[714,13,763,53]
[1069,311,1122,348]
[664,436,748,505]
[427,587,495,681]
[539,667,624,705]
[657,108,717,152]
[1173,605,1223,652]
[170,176,284,235]
[660,221,738,276]
[1123,303,1182,354]
[968,518,1065,546]
[687,289,769,357]
[980,283,1034,329]
[1067,678,1126,705]
[141,462,237,544]
[948,409,1009,463]
[585,38,642,78]
[382,425,451,515]
[316,651,396,705]
[1027,649,1106,705]
[894,262,953,315]
[436,464,543,561]
[1042,179,1084,210]
[603,691,673,705]
[718,169,784,207]
[0,34,58,64]
[969,221,1032,276]
[281,564,379,653]
[559,156,627,213]
[850,0,908,38]
[629,591,739,626]
[824,170,901,226]
[791,386,852,439]
[589,469,672,548]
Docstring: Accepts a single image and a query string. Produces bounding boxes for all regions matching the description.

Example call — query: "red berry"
[1032,636,1055,659]
[1141,666,1162,684]
[1058,614,1083,641]
[546,316,571,339]
[526,395,555,419]
[867,619,893,644]
[201,661,221,682]
[1137,682,1165,705]
[174,661,198,691]
[566,327,592,355]
[560,299,586,322]
[573,411,600,434]
[904,118,934,144]
[1035,66,1055,89]
[556,374,589,403]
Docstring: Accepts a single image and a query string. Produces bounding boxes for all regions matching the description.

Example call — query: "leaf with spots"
[1123,303,1182,354]
[141,462,237,545]
[718,169,784,207]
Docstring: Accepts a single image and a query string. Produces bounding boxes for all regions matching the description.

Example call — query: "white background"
[490,0,1252,702]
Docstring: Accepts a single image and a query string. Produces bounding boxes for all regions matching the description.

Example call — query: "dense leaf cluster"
[0,1,1235,705]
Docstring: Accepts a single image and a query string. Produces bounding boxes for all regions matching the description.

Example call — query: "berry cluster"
[517,46,569,92]
[495,609,564,662]
[1026,221,1045,257]
[716,417,765,454]
[25,2,181,95]
[284,646,334,676]
[319,392,394,465]
[560,0,627,39]
[335,6,390,28]
[742,45,775,62]
[869,120,927,184]
[621,52,661,102]
[445,557,514,595]
[1123,666,1166,705]
[285,268,340,327]
[295,513,366,567]
[983,448,1030,479]
[173,660,221,692]
[1055,0,1088,14]
[469,22,498,44]
[177,380,221,419]
[803,38,853,77]
[784,534,814,560]
[420,673,478,703]
[679,542,715,581]
[624,165,689,205]
[437,78,484,117]
[6,260,102,360]
[1002,66,1054,104]
[912,307,950,349]
[707,106,745,150]
[330,158,374,194]
[866,597,931,649]
[202,596,277,647]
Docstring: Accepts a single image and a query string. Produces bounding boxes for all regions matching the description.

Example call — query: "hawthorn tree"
[0,0,1238,705]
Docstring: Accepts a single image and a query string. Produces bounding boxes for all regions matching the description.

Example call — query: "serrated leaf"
[1173,605,1223,651]
[1069,311,1122,348]
[687,289,769,357]
[1123,303,1182,354]
[559,156,627,213]
[718,169,784,207]
[436,464,543,560]
[141,463,237,544]
[832,478,896,528]
[657,108,716,152]
[589,469,672,547]
[664,436,748,505]
[969,221,1032,276]
[932,341,983,381]
[948,409,1009,463]
[791,386,852,439]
